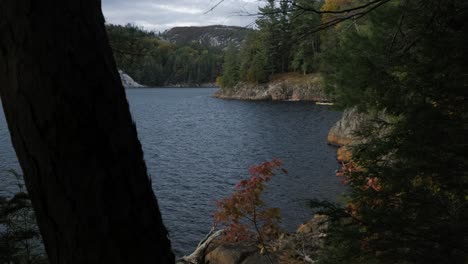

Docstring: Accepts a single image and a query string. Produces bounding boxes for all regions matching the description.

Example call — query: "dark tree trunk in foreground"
[0,1,174,263]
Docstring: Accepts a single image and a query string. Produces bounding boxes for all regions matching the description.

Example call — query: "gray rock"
[214,73,327,102]
[241,253,276,264]
[327,107,392,161]
[119,70,144,88]
[200,215,329,263]
[205,243,257,264]
[327,107,367,146]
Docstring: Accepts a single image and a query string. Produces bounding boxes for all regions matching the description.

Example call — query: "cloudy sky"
[102,0,262,32]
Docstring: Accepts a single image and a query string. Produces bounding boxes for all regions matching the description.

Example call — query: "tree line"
[107,24,223,86]
[219,0,322,88]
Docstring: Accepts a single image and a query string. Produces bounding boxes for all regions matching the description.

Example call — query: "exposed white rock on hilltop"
[119,70,144,88]
[160,25,251,49]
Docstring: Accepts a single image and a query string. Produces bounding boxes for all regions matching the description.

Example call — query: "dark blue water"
[0,88,344,256]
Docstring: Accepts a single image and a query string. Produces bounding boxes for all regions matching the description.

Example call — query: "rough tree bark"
[0,1,174,263]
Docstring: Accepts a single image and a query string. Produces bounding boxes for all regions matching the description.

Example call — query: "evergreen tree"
[277,0,293,73]
[247,48,270,84]
[220,45,240,89]
[235,31,271,85]
[290,0,322,74]
[257,0,280,75]
[319,1,468,263]
[220,0,323,87]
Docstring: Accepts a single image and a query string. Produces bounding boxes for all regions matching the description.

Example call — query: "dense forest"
[219,0,322,88]
[296,0,465,263]
[106,24,224,86]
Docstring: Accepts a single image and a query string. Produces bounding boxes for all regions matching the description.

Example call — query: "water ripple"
[0,88,345,256]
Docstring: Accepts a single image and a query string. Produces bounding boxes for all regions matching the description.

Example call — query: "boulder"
[327,107,367,162]
[327,107,366,147]
[328,107,391,162]
[204,243,258,264]
[273,215,329,263]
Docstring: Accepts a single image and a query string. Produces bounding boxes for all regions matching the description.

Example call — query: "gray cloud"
[102,0,261,32]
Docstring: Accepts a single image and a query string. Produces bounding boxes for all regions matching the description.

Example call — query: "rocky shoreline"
[176,98,366,264]
[178,215,328,264]
[327,107,390,162]
[163,83,219,88]
[327,107,366,161]
[119,70,219,88]
[213,73,329,102]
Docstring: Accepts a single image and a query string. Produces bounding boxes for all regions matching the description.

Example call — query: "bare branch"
[178,228,225,264]
[289,0,390,14]
[204,0,226,14]
[296,0,392,38]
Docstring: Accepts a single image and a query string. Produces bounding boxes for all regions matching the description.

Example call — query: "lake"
[0,88,345,256]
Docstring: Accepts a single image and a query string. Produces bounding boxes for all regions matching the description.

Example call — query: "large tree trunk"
[0,1,174,263]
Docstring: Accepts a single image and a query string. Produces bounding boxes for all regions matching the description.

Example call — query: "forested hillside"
[106,24,250,87]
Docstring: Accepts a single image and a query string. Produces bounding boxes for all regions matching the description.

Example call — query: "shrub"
[213,159,287,243]
[0,170,48,264]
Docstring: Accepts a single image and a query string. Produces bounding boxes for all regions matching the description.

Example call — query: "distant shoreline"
[211,73,329,102]
[125,86,220,89]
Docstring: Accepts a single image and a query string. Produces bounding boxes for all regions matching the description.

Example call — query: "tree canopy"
[107,24,223,86]
[317,0,468,263]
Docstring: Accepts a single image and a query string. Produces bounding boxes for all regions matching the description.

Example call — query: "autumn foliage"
[336,161,381,192]
[335,161,383,219]
[213,159,287,243]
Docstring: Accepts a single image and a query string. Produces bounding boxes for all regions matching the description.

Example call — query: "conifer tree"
[318,1,468,263]
[220,45,240,89]
[291,0,322,74]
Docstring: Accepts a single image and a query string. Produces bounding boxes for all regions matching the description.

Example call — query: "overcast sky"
[102,0,262,32]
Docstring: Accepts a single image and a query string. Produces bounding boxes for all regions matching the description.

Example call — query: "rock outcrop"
[119,70,144,88]
[160,25,251,49]
[327,107,366,147]
[327,107,366,161]
[328,107,390,161]
[204,243,273,264]
[214,73,328,102]
[178,215,328,264]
